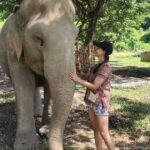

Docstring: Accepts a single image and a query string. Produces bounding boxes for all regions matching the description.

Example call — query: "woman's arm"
[70,72,105,91]
[70,63,111,91]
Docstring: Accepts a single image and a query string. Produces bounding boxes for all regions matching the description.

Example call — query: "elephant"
[0,0,78,149]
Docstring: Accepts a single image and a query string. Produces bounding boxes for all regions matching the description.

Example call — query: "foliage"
[0,0,149,51]
[0,0,17,20]
[94,0,150,51]
[0,0,149,73]
[141,17,150,43]
[73,0,107,44]
[141,17,150,30]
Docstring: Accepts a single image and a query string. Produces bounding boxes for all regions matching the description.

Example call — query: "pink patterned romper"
[84,62,112,116]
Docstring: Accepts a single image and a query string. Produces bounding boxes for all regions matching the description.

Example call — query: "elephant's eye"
[33,35,45,47]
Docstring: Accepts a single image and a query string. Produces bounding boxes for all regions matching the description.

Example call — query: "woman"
[70,40,115,150]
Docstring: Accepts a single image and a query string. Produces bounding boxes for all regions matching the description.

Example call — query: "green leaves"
[94,0,150,51]
[0,0,149,51]
[0,0,17,20]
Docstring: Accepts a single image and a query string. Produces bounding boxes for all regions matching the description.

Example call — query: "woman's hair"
[104,54,109,62]
[93,40,113,62]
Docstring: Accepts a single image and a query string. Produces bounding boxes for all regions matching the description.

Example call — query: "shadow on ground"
[0,99,150,149]
[0,102,16,149]
[112,66,150,78]
[0,65,150,149]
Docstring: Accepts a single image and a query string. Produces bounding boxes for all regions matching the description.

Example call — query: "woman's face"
[94,46,105,58]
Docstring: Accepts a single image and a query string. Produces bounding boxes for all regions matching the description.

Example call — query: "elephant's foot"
[49,137,63,150]
[14,134,39,150]
[39,125,49,137]
[34,115,43,129]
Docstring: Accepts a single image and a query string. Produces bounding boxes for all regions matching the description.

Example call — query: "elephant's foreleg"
[13,69,38,150]
[8,58,38,150]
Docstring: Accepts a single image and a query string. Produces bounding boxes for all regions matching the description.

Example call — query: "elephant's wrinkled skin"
[0,0,78,149]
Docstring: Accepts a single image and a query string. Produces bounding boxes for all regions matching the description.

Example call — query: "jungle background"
[0,0,150,149]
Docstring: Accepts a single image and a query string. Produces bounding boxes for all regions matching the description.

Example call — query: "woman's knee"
[100,130,109,139]
[93,127,99,134]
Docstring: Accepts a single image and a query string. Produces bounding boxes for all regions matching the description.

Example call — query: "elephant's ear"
[68,0,76,18]
[8,15,23,61]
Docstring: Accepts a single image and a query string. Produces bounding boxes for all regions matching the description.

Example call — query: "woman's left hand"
[70,72,80,82]
[102,99,110,112]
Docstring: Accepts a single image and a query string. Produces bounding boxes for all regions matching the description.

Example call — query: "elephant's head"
[8,0,78,76]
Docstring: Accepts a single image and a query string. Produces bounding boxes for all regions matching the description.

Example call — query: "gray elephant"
[0,0,78,149]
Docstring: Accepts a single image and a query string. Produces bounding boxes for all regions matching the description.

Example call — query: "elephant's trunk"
[43,49,75,149]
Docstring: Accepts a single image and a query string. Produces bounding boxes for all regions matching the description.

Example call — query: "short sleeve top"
[84,62,112,105]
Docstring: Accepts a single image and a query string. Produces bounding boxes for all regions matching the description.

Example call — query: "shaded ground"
[0,66,150,150]
[111,66,150,87]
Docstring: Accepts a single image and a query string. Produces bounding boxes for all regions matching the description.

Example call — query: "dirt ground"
[0,66,150,150]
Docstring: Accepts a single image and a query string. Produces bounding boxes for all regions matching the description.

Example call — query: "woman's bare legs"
[88,111,102,150]
[96,115,115,150]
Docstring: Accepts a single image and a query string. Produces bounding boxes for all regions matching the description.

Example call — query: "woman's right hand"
[70,72,80,83]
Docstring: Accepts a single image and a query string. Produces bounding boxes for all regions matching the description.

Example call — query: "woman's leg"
[88,111,102,150]
[96,115,115,150]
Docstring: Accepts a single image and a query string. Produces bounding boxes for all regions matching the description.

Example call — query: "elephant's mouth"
[27,60,44,76]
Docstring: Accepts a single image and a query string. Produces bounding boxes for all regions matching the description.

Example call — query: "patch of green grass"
[112,85,150,103]
[110,52,150,68]
[111,85,150,136]
[0,91,15,103]
[4,146,12,150]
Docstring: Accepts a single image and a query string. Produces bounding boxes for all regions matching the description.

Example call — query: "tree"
[0,0,19,20]
[141,17,150,43]
[0,0,149,73]
[74,0,150,73]
[73,0,108,44]
[73,0,108,73]
[93,0,150,51]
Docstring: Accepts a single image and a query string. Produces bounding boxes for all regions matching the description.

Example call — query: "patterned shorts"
[87,101,109,116]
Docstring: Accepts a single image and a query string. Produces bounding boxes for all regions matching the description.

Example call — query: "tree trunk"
[74,0,108,74]
[73,0,108,44]
[75,43,95,75]
[84,0,107,45]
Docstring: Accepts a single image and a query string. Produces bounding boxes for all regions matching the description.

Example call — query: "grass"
[110,52,150,68]
[0,91,14,103]
[111,85,150,136]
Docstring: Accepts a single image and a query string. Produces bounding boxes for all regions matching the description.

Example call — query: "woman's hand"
[70,72,80,83]
[70,72,96,91]
[102,99,110,112]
